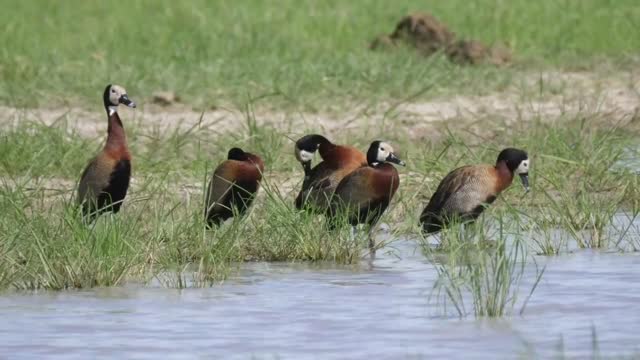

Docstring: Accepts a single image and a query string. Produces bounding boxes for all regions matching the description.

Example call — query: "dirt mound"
[152,91,181,106]
[389,13,455,56]
[371,12,512,66]
[445,39,512,66]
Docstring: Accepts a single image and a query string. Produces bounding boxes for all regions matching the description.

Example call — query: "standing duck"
[294,134,367,211]
[328,141,405,247]
[77,84,136,220]
[205,147,264,227]
[420,148,530,235]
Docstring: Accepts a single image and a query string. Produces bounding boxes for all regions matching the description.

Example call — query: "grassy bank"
[1,106,638,291]
[1,0,639,108]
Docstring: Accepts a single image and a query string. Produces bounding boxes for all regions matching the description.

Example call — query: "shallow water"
[2,236,640,359]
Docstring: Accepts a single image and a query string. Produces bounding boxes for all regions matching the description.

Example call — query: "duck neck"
[372,163,400,197]
[495,161,514,191]
[313,136,332,159]
[371,161,391,171]
[105,108,128,153]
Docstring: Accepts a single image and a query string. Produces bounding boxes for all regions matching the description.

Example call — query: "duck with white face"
[514,157,530,192]
[328,140,405,251]
[370,141,406,167]
[104,84,136,115]
[77,84,137,221]
[292,134,367,212]
[294,136,321,177]
[420,147,530,236]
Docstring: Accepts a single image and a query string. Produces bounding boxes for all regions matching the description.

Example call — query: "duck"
[328,141,405,247]
[294,134,367,211]
[77,84,136,221]
[205,147,264,227]
[420,147,530,235]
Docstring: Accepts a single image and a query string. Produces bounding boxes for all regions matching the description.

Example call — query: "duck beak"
[386,152,406,166]
[519,173,530,192]
[119,94,136,108]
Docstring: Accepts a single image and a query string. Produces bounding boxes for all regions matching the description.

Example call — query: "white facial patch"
[515,159,529,174]
[377,142,394,163]
[296,148,315,163]
[109,85,127,106]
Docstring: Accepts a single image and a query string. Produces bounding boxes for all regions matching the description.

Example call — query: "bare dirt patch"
[0,71,637,142]
[395,71,639,140]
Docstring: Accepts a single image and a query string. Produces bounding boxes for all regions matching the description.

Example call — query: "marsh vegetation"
[0,4,640,356]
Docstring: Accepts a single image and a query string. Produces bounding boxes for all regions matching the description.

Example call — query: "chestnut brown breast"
[329,163,400,227]
[296,144,366,211]
[77,112,131,219]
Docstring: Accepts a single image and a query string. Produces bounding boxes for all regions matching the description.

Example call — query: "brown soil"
[372,12,512,66]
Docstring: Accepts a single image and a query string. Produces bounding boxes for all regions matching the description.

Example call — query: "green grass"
[0,115,373,289]
[1,0,639,108]
[424,215,545,317]
[0,120,92,178]
[1,105,639,292]
[0,171,367,290]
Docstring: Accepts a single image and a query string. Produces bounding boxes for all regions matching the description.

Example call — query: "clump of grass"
[0,172,223,290]
[521,216,570,256]
[147,193,237,289]
[0,163,374,291]
[234,180,368,263]
[537,186,626,249]
[0,119,93,178]
[425,215,544,317]
[0,237,20,290]
[1,181,147,290]
[519,118,636,250]
[610,209,640,252]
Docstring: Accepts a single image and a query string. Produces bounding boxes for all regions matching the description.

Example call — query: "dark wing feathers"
[205,162,237,225]
[78,156,131,220]
[97,160,131,213]
[295,162,344,211]
[421,165,497,233]
[422,166,472,214]
[295,147,367,212]
[331,167,373,210]
[330,167,392,227]
[205,160,262,226]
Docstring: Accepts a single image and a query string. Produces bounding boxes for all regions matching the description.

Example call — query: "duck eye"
[111,89,116,93]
